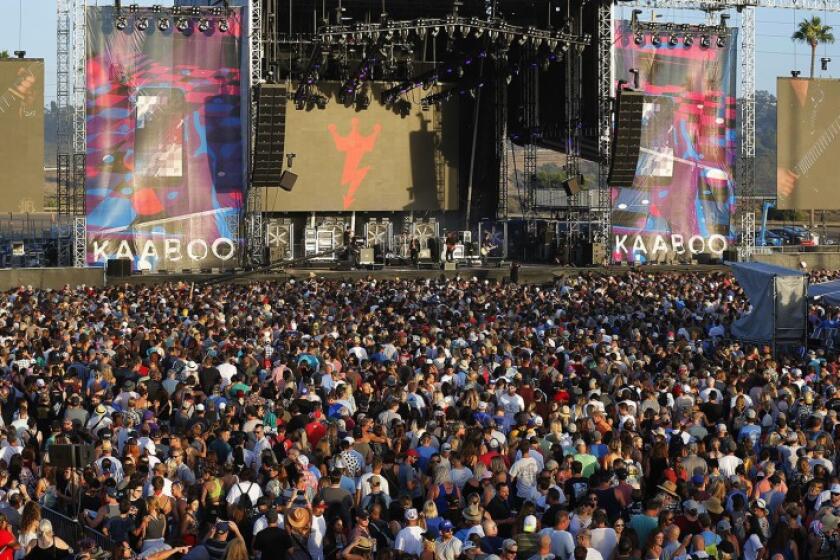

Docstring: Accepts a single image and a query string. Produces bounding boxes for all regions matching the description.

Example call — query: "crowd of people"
[0,271,836,560]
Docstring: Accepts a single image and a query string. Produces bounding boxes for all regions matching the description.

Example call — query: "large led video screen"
[777,78,840,210]
[85,7,245,271]
[262,83,459,212]
[0,59,44,213]
[612,22,737,260]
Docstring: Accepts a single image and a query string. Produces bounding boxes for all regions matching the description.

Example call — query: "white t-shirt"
[357,472,391,500]
[308,515,327,560]
[217,362,238,389]
[743,534,764,560]
[510,456,540,499]
[589,528,617,560]
[226,480,263,505]
[395,525,425,557]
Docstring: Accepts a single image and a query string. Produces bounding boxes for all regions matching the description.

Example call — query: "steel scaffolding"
[246,0,265,267]
[496,55,510,219]
[523,45,539,213]
[596,1,613,244]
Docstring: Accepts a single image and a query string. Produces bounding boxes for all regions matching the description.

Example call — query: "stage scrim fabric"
[612,22,737,258]
[86,7,244,271]
[0,60,44,213]
[264,83,459,212]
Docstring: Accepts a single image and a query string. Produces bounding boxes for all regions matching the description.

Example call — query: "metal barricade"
[41,505,115,554]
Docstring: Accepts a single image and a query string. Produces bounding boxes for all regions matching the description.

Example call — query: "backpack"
[236,482,255,511]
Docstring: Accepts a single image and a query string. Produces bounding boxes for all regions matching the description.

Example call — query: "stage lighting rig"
[177,18,189,32]
[700,34,711,48]
[219,19,229,33]
[199,18,211,32]
[684,35,693,47]
[136,17,149,31]
[115,15,128,30]
[158,17,170,31]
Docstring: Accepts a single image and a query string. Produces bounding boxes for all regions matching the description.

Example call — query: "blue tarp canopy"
[808,278,840,306]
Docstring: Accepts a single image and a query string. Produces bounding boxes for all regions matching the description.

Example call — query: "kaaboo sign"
[91,238,238,269]
[614,234,729,256]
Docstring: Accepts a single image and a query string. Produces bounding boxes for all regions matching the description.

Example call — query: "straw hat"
[657,480,679,497]
[703,497,724,515]
[287,507,312,531]
[463,504,483,523]
[355,537,374,552]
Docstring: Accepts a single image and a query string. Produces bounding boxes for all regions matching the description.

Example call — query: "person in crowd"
[0,271,836,560]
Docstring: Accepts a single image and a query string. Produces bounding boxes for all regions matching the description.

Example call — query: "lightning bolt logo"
[328,118,382,209]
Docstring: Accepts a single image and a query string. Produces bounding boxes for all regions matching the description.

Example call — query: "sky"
[4,2,840,105]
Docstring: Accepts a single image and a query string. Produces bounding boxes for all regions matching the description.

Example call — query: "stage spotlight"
[700,35,711,48]
[684,35,694,47]
[634,32,644,45]
[315,96,327,110]
[129,4,139,13]
[158,17,170,31]
[190,6,200,16]
[136,17,149,31]
[152,5,162,14]
[176,17,189,32]
[219,19,229,33]
[669,34,679,46]
[651,34,661,47]
[716,36,726,48]
[198,18,211,32]
[115,16,128,30]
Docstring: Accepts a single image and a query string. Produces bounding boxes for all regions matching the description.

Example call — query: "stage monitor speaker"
[50,444,96,469]
[106,258,132,277]
[251,84,288,188]
[608,90,645,187]
[278,171,298,192]
[444,262,457,271]
[562,174,586,197]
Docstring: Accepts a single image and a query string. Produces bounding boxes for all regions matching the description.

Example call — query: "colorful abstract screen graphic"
[612,22,737,259]
[776,78,840,210]
[85,6,244,271]
[263,82,459,212]
[0,60,44,213]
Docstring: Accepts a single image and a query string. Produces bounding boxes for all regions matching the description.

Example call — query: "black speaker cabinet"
[608,90,645,187]
[562,174,586,197]
[50,444,96,469]
[106,258,132,277]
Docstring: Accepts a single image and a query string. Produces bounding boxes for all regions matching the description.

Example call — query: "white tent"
[728,262,808,347]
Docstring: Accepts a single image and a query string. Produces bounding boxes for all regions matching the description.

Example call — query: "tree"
[792,16,835,78]
[0,50,10,59]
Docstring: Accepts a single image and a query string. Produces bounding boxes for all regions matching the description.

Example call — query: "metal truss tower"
[523,45,539,213]
[596,1,612,244]
[246,0,265,267]
[496,55,510,219]
[57,0,72,157]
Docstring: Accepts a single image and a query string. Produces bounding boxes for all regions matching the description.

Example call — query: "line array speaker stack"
[252,84,287,188]
[106,258,132,277]
[608,89,645,187]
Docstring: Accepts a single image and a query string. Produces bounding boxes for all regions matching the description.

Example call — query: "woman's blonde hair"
[223,537,249,560]
[423,500,439,519]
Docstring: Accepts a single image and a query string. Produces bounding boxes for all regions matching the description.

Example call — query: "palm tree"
[792,16,835,78]
[0,51,10,59]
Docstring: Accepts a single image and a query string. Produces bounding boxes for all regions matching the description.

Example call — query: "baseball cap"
[442,443,452,452]
[440,520,454,532]
[215,521,230,533]
[502,539,518,553]
[831,483,840,495]
[523,515,537,533]
[717,519,731,532]
[406,449,420,458]
[195,403,205,412]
